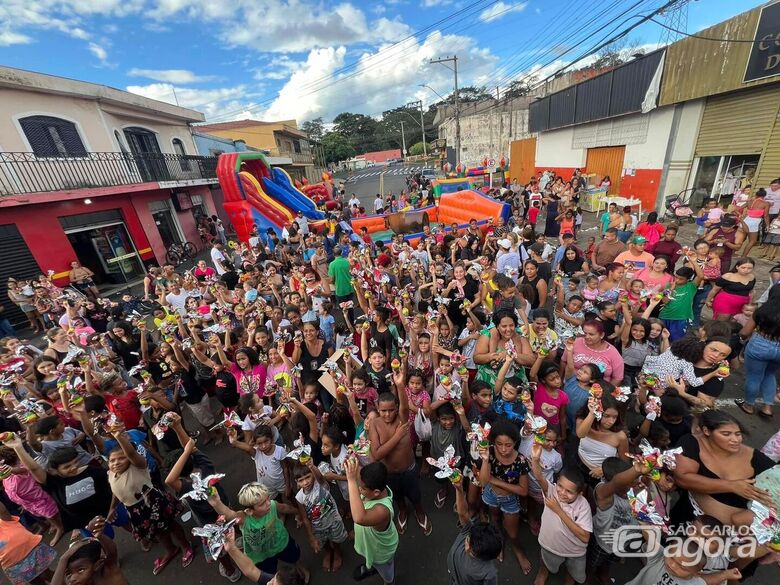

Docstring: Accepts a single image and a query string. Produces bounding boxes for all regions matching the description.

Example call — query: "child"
[237,393,284,446]
[447,475,502,585]
[530,443,591,585]
[31,415,93,467]
[519,427,562,535]
[528,201,541,229]
[0,448,64,545]
[491,356,529,426]
[529,358,569,440]
[619,306,652,389]
[344,459,399,585]
[763,214,780,261]
[369,369,431,536]
[733,302,757,327]
[467,380,493,424]
[657,265,703,342]
[207,482,309,581]
[319,426,350,503]
[51,525,127,585]
[696,198,718,235]
[477,422,532,574]
[228,425,288,499]
[349,368,379,420]
[319,301,336,345]
[429,402,469,508]
[364,348,393,396]
[0,501,57,585]
[582,275,600,305]
[294,461,348,572]
[403,368,432,451]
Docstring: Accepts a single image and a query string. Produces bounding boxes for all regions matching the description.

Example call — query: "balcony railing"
[0,151,218,196]
[267,148,314,165]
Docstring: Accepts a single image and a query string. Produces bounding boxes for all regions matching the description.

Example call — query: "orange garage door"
[585,146,625,194]
[509,137,537,184]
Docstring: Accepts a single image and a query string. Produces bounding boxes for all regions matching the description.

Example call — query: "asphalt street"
[32,174,780,585]
[338,163,431,210]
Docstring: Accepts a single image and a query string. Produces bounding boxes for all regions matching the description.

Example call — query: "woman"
[520,308,559,357]
[665,337,732,409]
[41,327,78,363]
[674,410,775,525]
[596,262,625,305]
[685,239,721,328]
[106,425,193,574]
[7,280,45,334]
[226,346,267,399]
[600,175,612,194]
[642,334,729,391]
[109,322,143,369]
[543,193,561,238]
[562,320,624,385]
[558,246,589,281]
[736,302,780,417]
[444,261,481,331]
[518,260,547,310]
[635,256,674,294]
[575,394,629,482]
[193,260,216,281]
[741,188,771,257]
[705,257,755,320]
[635,212,665,251]
[67,261,99,301]
[292,321,334,405]
[473,310,534,387]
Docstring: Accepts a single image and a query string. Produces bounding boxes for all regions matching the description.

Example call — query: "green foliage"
[409,141,430,156]
[321,132,355,164]
[300,117,324,142]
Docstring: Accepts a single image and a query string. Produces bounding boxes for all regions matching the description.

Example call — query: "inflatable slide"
[351,189,509,246]
[217,152,328,241]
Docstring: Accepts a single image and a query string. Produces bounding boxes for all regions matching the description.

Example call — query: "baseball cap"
[498,238,511,249]
[631,235,647,244]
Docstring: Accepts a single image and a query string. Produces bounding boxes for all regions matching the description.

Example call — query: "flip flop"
[758,409,773,418]
[181,546,194,568]
[416,514,432,536]
[353,564,378,581]
[153,549,179,575]
[434,490,447,509]
[735,399,754,415]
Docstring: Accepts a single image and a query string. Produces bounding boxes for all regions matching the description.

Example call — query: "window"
[172,138,191,171]
[19,115,87,157]
[293,140,301,154]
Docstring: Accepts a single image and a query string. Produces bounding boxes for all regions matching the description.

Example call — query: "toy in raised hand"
[181,472,226,501]
[627,488,668,532]
[425,445,462,483]
[192,517,239,561]
[627,439,682,481]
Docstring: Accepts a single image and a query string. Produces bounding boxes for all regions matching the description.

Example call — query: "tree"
[589,39,646,70]
[409,141,430,156]
[504,75,539,98]
[332,112,381,153]
[448,86,496,103]
[300,117,324,142]
[321,131,355,164]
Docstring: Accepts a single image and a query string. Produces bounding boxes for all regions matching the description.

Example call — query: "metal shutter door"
[0,224,43,328]
[586,146,626,195]
[695,86,780,157]
[755,119,780,188]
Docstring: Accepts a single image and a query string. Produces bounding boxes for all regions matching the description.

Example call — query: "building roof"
[197,119,308,138]
[363,149,402,163]
[0,65,205,123]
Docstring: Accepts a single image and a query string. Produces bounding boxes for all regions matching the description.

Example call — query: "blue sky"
[0,0,763,124]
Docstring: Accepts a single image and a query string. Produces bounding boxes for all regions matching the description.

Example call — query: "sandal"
[735,399,755,415]
[434,490,447,509]
[758,409,773,419]
[181,546,194,567]
[140,539,152,552]
[353,564,378,581]
[416,513,432,536]
[153,549,179,575]
[396,513,407,535]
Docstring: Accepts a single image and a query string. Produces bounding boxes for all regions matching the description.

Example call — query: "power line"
[650,16,768,43]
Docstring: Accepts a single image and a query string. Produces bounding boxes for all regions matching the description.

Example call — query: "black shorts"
[386,462,422,506]
[256,536,301,574]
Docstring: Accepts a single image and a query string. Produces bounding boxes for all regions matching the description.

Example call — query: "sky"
[0,0,764,125]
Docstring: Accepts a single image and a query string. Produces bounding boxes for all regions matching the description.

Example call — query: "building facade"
[195,119,320,183]
[0,66,220,323]
[525,2,780,213]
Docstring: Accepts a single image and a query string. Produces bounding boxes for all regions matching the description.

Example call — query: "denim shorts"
[481,483,520,514]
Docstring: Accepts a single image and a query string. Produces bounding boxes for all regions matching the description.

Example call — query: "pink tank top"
[747,199,765,218]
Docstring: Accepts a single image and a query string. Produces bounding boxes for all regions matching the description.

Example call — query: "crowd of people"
[1,171,780,585]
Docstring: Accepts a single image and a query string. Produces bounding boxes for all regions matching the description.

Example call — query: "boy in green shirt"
[658,261,704,342]
[346,459,398,585]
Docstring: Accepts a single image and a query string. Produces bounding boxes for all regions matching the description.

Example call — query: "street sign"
[488,158,496,168]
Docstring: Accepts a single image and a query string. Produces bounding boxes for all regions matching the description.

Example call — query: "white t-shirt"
[165,291,189,315]
[210,248,227,275]
[374,197,384,213]
[766,186,780,215]
[519,436,563,495]
[349,196,360,209]
[253,445,286,496]
[326,445,350,500]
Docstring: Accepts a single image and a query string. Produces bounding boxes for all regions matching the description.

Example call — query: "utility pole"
[405,100,427,159]
[430,55,460,164]
[400,121,407,160]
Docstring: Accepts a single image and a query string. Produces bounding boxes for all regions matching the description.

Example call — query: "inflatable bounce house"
[351,189,509,247]
[217,152,333,241]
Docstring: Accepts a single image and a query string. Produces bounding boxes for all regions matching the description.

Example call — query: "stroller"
[663,188,696,224]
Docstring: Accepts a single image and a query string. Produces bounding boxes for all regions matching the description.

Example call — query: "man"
[0,303,15,337]
[758,264,780,304]
[374,193,384,214]
[328,245,355,320]
[211,215,227,246]
[766,178,780,220]
[210,242,227,275]
[705,215,744,273]
[296,210,309,236]
[348,193,360,210]
[163,282,189,316]
[591,228,625,273]
[650,226,682,266]
[614,235,654,279]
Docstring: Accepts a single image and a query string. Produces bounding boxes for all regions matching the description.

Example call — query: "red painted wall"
[615,169,663,212]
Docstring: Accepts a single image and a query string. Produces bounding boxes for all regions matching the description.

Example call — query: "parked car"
[387,158,402,166]
[421,168,439,180]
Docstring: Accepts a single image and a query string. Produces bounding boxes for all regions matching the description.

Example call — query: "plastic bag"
[762,429,780,463]
[414,409,432,442]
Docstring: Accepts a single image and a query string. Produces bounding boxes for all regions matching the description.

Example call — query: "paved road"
[338,163,437,209]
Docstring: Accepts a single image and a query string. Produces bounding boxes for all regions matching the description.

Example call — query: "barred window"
[19,116,87,157]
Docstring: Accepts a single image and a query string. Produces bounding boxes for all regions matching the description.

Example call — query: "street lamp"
[418,84,447,102]
[406,100,427,158]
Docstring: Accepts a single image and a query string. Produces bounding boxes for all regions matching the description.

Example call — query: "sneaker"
[219,564,242,582]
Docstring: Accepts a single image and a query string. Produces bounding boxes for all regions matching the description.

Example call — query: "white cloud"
[128,68,218,83]
[0,30,32,45]
[126,82,258,120]
[479,1,528,23]
[88,42,108,62]
[422,0,452,6]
